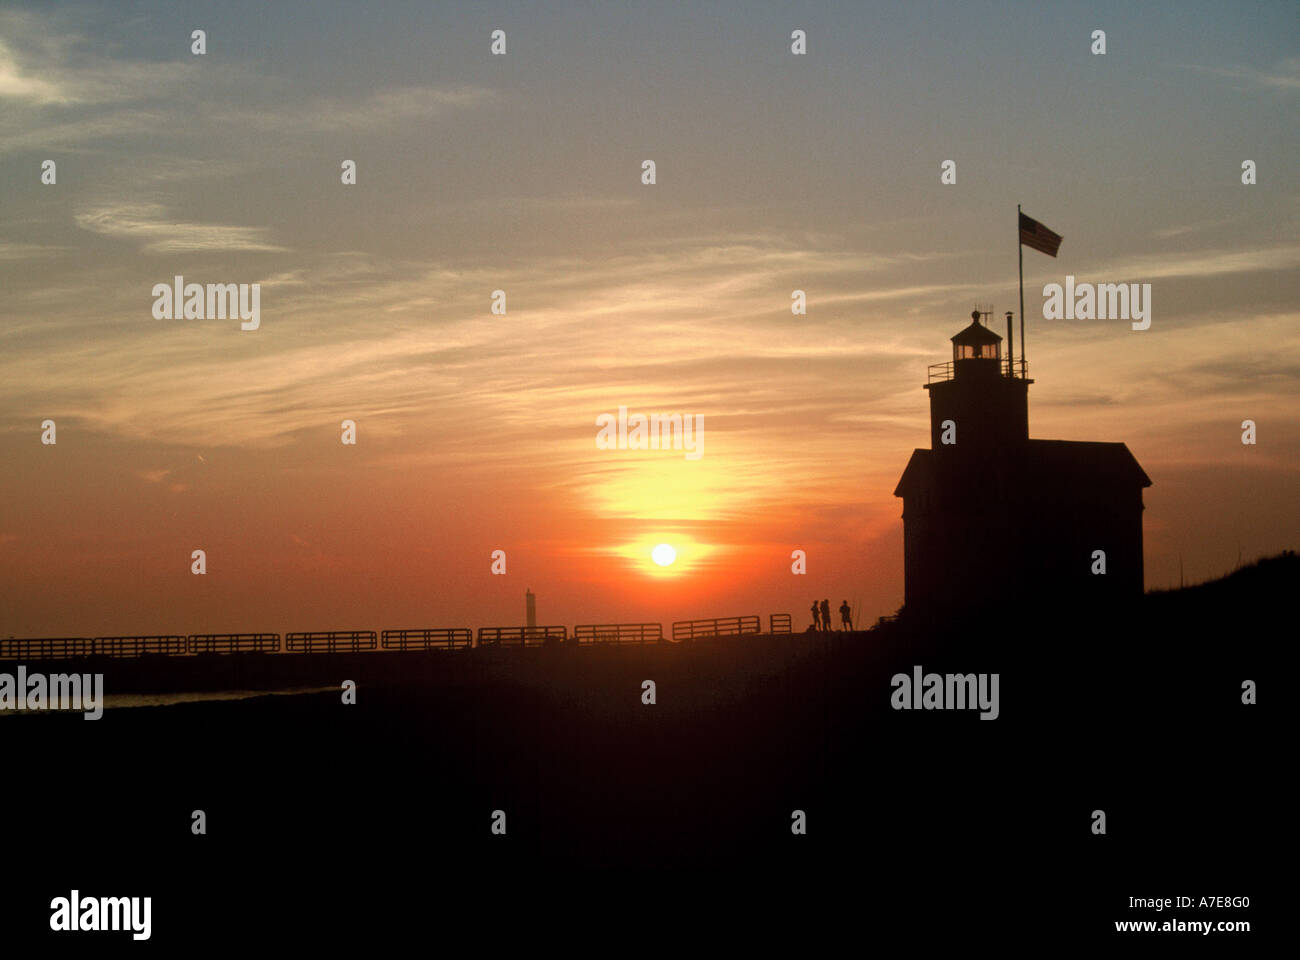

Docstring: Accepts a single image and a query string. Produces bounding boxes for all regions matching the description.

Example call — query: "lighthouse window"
[956,343,999,360]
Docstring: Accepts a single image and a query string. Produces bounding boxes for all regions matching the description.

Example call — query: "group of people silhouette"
[810,598,853,632]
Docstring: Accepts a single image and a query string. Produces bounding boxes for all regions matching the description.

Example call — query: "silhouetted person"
[839,600,853,631]
[820,599,831,632]
[810,600,821,631]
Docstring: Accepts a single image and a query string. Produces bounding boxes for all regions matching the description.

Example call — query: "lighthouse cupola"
[951,309,1003,376]
[924,310,1031,452]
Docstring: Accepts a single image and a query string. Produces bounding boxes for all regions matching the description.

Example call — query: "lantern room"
[952,310,1003,365]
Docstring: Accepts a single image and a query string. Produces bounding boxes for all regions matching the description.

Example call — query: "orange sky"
[2,4,1298,636]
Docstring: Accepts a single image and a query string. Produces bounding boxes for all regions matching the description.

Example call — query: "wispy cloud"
[1176,57,1300,92]
[0,229,921,449]
[10,219,1299,458]
[0,242,67,261]
[0,11,495,159]
[1151,218,1233,240]
[1096,244,1300,281]
[215,84,497,132]
[74,201,288,254]
[0,37,70,104]
[0,14,194,106]
[0,108,170,155]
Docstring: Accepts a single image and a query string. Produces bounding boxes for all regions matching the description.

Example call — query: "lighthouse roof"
[893,440,1152,499]
[951,320,1003,347]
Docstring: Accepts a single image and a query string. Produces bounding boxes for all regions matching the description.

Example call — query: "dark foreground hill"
[3,553,1289,947]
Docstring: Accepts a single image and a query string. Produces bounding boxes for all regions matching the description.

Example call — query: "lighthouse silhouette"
[894,311,1151,612]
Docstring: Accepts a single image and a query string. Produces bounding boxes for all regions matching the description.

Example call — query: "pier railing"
[671,616,761,642]
[0,638,95,660]
[572,623,663,645]
[188,633,279,654]
[5,613,805,659]
[382,628,473,651]
[94,636,188,658]
[477,625,566,646]
[285,631,378,653]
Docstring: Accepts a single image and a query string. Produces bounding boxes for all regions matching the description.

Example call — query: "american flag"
[1019,212,1063,257]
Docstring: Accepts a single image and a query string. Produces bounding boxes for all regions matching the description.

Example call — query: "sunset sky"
[2,1,1297,637]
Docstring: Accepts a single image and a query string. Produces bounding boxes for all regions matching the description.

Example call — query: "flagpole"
[1017,203,1025,378]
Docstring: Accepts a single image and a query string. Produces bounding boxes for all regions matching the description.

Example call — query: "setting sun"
[605,534,718,579]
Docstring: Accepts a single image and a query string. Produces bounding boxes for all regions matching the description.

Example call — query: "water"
[102,685,338,710]
[0,685,336,715]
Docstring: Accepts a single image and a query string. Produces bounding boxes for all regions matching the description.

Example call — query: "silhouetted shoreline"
[5,555,1287,945]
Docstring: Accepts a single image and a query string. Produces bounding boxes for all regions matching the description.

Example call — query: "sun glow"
[608,535,717,577]
[651,543,676,566]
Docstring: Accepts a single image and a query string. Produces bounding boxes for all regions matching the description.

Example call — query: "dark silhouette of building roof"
[894,439,1151,498]
[950,320,1004,348]
[1020,439,1151,487]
